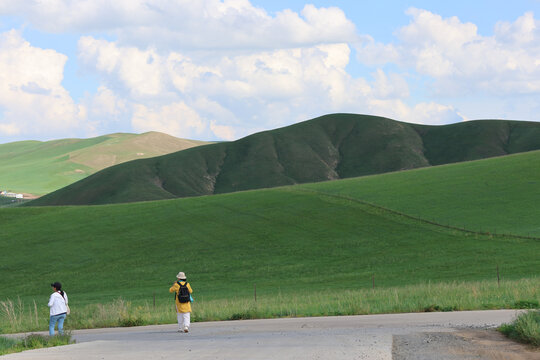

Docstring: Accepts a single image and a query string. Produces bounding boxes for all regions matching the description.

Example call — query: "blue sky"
[0,0,539,143]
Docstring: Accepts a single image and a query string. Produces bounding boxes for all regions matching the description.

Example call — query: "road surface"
[1,310,533,360]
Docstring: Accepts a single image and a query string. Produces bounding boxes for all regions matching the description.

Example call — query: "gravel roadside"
[393,330,539,360]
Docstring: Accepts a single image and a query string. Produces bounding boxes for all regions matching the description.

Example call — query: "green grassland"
[302,150,540,238]
[0,132,209,196]
[0,197,21,207]
[30,114,540,206]
[1,151,539,315]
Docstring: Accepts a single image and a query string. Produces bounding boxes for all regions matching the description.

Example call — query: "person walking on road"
[48,282,69,336]
[169,272,193,333]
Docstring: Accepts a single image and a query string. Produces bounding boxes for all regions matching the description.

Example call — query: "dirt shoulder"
[393,329,539,360]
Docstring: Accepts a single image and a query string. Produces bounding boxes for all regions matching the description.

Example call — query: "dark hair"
[51,282,62,290]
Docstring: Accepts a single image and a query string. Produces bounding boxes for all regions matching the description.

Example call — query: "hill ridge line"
[28,115,540,206]
[295,188,540,241]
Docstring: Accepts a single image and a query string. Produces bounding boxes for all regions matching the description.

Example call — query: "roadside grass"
[0,336,18,352]
[499,310,540,347]
[0,298,40,333]
[0,334,72,355]
[1,278,537,333]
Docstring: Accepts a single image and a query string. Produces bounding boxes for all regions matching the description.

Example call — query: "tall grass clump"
[69,299,144,329]
[0,298,43,333]
[0,337,19,354]
[499,310,540,347]
[0,334,73,355]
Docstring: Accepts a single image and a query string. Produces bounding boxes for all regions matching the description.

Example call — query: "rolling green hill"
[29,114,540,206]
[302,150,540,238]
[0,132,209,196]
[1,151,539,306]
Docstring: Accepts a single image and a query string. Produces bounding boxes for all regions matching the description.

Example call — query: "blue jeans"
[49,313,66,335]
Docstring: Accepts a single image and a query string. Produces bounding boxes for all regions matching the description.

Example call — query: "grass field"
[302,150,540,237]
[0,132,208,195]
[1,150,538,333]
[3,186,539,302]
[2,152,540,298]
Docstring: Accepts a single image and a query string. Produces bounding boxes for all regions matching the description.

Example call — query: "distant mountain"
[29,114,540,206]
[0,132,210,196]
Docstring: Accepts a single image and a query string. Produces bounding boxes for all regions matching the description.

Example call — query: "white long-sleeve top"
[48,291,68,316]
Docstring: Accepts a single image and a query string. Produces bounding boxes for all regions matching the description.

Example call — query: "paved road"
[1,310,521,360]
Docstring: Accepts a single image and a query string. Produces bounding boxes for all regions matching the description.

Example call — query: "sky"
[0,1,539,143]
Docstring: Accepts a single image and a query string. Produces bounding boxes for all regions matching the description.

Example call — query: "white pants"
[177,312,190,329]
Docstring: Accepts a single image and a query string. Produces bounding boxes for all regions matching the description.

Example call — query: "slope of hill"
[302,149,540,238]
[0,132,209,195]
[1,151,539,304]
[29,114,540,206]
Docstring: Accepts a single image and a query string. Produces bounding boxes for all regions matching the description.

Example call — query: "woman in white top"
[48,282,68,335]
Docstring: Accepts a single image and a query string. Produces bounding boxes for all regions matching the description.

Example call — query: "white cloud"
[78,37,169,99]
[408,102,464,125]
[365,99,464,125]
[131,102,205,139]
[370,69,409,99]
[495,11,537,44]
[1,3,476,143]
[357,9,540,97]
[90,86,127,118]
[77,34,462,140]
[0,1,357,50]
[210,121,236,141]
[0,30,82,138]
[79,86,128,136]
[0,122,20,136]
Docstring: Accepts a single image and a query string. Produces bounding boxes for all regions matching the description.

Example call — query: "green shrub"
[119,317,144,327]
[230,312,256,320]
[499,310,540,347]
[514,300,540,309]
[0,336,19,354]
[423,304,457,312]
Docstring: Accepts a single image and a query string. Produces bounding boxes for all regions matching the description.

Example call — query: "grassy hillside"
[1,151,539,308]
[302,150,540,238]
[30,114,540,206]
[0,132,209,196]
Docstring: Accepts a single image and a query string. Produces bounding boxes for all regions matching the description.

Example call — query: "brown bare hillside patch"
[68,132,211,171]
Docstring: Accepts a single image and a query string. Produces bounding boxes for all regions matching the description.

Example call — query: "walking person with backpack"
[48,282,69,336]
[169,272,193,333]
